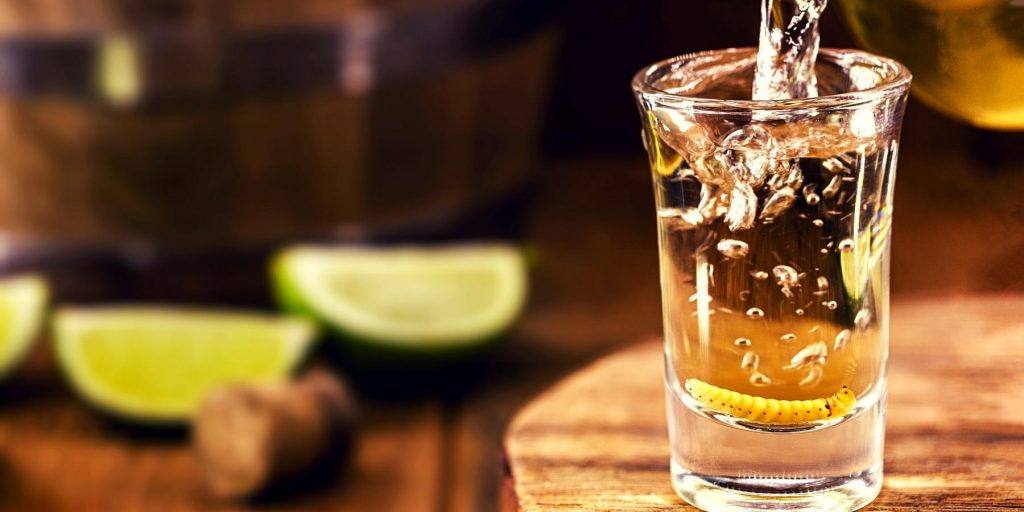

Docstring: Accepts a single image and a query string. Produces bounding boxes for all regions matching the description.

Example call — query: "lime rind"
[0,275,48,378]
[54,307,316,423]
[272,245,528,349]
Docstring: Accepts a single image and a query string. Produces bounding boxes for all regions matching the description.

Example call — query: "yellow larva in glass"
[684,378,857,424]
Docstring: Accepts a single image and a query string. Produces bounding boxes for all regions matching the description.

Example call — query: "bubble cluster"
[720,123,781,184]
[822,154,855,174]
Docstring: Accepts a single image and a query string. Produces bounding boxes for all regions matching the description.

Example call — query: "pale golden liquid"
[645,124,892,411]
[658,217,887,404]
[840,0,1024,130]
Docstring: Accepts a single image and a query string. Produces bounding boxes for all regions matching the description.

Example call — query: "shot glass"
[632,48,910,512]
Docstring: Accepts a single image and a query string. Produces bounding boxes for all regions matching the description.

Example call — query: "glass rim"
[631,47,912,112]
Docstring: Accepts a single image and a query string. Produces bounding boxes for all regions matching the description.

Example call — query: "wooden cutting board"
[503,296,1024,511]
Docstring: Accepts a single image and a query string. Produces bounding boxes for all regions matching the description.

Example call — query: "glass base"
[672,461,882,512]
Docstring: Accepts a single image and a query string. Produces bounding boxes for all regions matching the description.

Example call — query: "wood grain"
[504,296,1024,511]
[0,378,444,512]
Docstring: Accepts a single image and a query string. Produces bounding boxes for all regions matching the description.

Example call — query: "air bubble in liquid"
[773,265,799,287]
[824,301,838,310]
[746,307,765,319]
[812,219,824,227]
[823,175,843,198]
[855,309,872,329]
[834,329,851,350]
[817,276,829,290]
[741,351,760,371]
[795,308,805,316]
[786,341,828,370]
[838,238,855,252]
[751,270,769,280]
[799,366,823,389]
[749,371,772,387]
[780,333,797,343]
[803,183,818,201]
[726,183,758,232]
[760,187,796,220]
[735,337,752,347]
[822,154,854,174]
[717,239,750,259]
[658,207,705,229]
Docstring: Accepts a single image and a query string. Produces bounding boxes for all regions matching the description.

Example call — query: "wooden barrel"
[0,0,558,301]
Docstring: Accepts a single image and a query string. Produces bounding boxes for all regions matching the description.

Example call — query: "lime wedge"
[0,275,48,379]
[54,308,315,423]
[841,212,892,303]
[271,245,528,352]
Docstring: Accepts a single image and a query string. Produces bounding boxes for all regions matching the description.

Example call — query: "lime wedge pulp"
[272,244,528,350]
[54,307,315,422]
[0,275,48,378]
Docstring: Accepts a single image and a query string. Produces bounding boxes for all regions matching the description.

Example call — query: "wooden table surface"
[0,104,1023,511]
[504,296,1024,511]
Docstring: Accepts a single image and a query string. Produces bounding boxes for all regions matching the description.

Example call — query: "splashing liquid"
[753,0,830,100]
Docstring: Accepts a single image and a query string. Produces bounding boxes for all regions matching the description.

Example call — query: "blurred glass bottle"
[839,0,1024,131]
[0,0,559,302]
